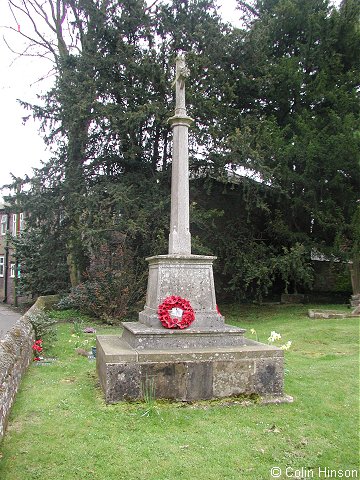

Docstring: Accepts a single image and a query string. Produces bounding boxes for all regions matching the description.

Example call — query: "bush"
[58,237,146,322]
[27,310,57,342]
[58,278,130,322]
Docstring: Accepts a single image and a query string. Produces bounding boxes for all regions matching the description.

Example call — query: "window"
[0,256,4,277]
[19,212,25,232]
[10,263,15,278]
[12,214,17,236]
[0,215,7,235]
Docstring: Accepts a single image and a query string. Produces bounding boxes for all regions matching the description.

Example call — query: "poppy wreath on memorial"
[157,295,195,329]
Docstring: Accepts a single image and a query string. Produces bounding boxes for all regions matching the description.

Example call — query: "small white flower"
[250,328,256,335]
[281,340,292,350]
[268,331,282,343]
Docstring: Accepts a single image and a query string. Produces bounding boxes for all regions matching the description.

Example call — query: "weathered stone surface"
[138,254,224,329]
[350,294,360,314]
[186,361,213,400]
[96,334,289,403]
[168,54,193,255]
[308,309,360,319]
[253,358,284,396]
[141,362,187,400]
[0,300,39,440]
[97,335,137,362]
[213,360,255,397]
[106,363,141,402]
[122,321,246,350]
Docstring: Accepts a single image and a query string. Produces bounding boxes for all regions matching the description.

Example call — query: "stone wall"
[0,300,45,441]
[312,261,352,294]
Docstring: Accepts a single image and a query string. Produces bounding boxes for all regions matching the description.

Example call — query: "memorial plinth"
[96,54,290,404]
[138,254,222,329]
[97,335,286,403]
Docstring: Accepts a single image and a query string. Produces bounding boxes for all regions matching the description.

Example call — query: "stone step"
[97,334,282,363]
[121,321,246,350]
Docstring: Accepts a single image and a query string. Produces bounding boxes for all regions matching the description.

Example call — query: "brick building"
[0,202,25,305]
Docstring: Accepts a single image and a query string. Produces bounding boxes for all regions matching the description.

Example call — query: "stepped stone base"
[96,253,290,403]
[96,332,288,403]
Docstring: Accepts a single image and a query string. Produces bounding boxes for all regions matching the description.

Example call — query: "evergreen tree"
[225,0,360,293]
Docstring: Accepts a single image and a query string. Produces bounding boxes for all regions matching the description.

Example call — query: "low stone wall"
[0,297,55,441]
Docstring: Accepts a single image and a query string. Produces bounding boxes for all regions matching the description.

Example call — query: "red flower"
[33,357,41,362]
[32,344,43,352]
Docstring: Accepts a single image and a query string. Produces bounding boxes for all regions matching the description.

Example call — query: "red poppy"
[32,344,43,352]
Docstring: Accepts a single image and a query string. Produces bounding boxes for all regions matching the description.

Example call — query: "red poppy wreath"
[158,295,195,329]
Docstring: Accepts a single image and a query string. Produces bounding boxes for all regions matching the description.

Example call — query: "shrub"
[59,279,130,322]
[27,310,57,342]
[58,236,146,322]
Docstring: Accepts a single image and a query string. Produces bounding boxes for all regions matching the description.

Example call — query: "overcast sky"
[0,0,242,198]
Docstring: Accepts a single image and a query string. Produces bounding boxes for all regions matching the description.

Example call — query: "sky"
[0,0,241,198]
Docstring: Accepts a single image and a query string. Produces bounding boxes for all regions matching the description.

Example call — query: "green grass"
[0,305,359,480]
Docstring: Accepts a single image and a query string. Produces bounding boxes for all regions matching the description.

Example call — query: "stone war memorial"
[96,55,291,403]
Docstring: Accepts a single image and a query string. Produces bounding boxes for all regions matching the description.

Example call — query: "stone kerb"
[0,296,57,441]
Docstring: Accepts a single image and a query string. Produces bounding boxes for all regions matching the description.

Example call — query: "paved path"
[0,304,22,339]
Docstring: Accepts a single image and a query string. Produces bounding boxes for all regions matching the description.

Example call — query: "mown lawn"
[0,304,358,480]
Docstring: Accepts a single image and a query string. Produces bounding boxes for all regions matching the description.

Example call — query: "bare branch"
[48,0,69,57]
[25,0,53,29]
[30,66,57,86]
[67,0,84,47]
[237,1,259,19]
[146,0,160,12]
[60,0,67,26]
[2,26,56,57]
[3,36,56,67]
[8,0,58,58]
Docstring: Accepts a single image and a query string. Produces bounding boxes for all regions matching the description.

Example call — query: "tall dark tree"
[4,0,244,308]
[5,0,356,308]
[224,0,360,294]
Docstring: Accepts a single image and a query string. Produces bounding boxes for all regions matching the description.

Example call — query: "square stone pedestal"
[138,254,224,328]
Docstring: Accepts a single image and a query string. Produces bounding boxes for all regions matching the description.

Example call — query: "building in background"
[0,202,24,305]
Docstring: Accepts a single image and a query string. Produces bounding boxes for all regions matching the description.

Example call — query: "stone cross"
[168,54,193,255]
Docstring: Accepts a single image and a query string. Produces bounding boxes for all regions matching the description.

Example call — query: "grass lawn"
[0,304,358,480]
